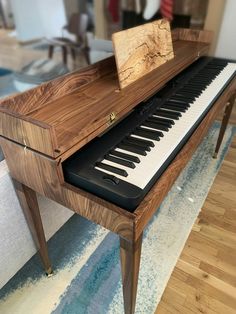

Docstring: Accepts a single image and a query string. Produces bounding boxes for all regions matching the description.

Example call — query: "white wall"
[10,0,67,42]
[215,0,236,59]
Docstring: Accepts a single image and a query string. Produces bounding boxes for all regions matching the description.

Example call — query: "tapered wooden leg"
[213,94,235,158]
[120,233,143,314]
[12,179,52,275]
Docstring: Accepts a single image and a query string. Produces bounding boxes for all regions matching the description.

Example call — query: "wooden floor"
[0,29,235,314]
[155,85,236,312]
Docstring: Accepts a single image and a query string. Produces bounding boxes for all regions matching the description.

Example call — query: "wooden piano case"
[0,28,235,314]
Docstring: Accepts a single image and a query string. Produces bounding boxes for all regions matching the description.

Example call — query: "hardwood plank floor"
[0,29,235,314]
[156,112,236,313]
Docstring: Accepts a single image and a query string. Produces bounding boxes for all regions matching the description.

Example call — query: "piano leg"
[12,179,53,276]
[213,94,236,159]
[120,233,143,314]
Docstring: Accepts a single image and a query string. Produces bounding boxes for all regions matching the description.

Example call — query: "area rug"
[0,68,17,98]
[0,122,235,314]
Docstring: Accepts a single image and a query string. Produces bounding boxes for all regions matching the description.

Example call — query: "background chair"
[47,13,89,66]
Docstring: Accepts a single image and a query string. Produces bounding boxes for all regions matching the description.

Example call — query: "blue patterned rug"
[0,122,235,314]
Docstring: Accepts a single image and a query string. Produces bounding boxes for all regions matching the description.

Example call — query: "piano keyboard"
[63,57,236,211]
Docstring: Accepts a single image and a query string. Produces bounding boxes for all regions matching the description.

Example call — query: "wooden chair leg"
[48,45,54,59]
[120,233,143,314]
[70,47,76,63]
[213,94,235,158]
[62,45,68,65]
[12,179,53,275]
[82,47,90,65]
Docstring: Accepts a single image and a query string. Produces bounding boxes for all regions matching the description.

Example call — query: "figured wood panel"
[0,57,116,115]
[112,19,174,89]
[0,37,210,158]
[27,41,209,159]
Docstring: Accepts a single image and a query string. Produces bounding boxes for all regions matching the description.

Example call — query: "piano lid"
[0,28,213,159]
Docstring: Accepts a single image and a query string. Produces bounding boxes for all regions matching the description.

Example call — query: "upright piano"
[0,28,235,314]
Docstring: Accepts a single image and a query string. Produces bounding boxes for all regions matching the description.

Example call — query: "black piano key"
[161,104,186,113]
[117,143,147,156]
[105,154,135,169]
[96,162,128,177]
[148,116,174,126]
[128,136,155,147]
[188,79,210,85]
[193,73,214,78]
[140,122,164,137]
[165,100,190,108]
[180,87,203,93]
[143,120,169,131]
[199,67,222,71]
[186,83,208,88]
[188,80,211,86]
[155,109,181,120]
[123,138,151,151]
[110,150,140,163]
[137,126,163,138]
[169,95,195,102]
[190,76,214,81]
[167,98,192,106]
[133,127,161,141]
[175,91,200,98]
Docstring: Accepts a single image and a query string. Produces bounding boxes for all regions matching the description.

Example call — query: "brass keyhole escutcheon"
[108,112,116,125]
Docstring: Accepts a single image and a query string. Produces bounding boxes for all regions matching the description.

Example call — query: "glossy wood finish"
[0,138,134,241]
[12,179,52,275]
[120,233,143,314]
[0,34,211,159]
[2,28,234,314]
[213,93,235,158]
[177,28,214,43]
[112,19,174,89]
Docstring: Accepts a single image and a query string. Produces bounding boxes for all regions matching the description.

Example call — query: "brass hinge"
[108,112,117,125]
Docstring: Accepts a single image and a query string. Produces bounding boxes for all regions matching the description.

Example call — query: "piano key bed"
[63,57,236,211]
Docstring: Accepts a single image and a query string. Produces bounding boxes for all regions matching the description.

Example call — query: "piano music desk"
[0,29,235,314]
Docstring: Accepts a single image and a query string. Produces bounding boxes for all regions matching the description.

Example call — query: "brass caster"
[46,267,54,277]
[212,152,218,159]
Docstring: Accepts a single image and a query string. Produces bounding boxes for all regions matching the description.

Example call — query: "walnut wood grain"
[133,76,236,241]
[1,79,235,311]
[0,110,56,156]
[213,94,235,158]
[120,233,143,314]
[112,19,174,89]
[0,138,135,240]
[178,28,213,44]
[12,179,52,274]
[0,56,116,115]
[0,36,210,159]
